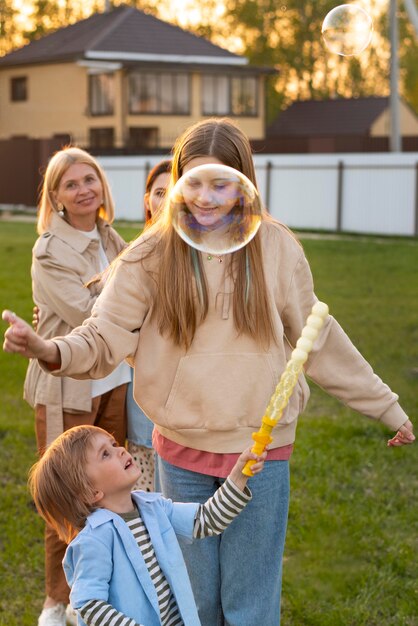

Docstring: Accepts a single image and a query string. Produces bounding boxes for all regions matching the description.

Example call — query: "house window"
[231,77,258,115]
[128,127,159,149]
[202,75,229,115]
[11,77,28,102]
[89,128,114,149]
[89,74,115,115]
[202,75,258,116]
[128,72,190,114]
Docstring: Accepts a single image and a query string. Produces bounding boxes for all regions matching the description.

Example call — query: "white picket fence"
[98,152,418,236]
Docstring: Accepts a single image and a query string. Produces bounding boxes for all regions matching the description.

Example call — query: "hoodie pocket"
[164,353,279,431]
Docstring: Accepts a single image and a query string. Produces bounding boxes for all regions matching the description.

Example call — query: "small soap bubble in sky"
[322,4,373,56]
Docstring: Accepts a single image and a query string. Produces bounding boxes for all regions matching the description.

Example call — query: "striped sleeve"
[78,599,142,626]
[193,477,252,538]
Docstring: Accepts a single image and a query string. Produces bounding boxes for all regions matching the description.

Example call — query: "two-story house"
[0,4,273,152]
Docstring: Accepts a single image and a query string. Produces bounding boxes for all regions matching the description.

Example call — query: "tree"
[398,0,418,113]
[1,0,416,116]
[222,0,396,121]
[23,0,89,42]
[23,0,60,40]
[0,0,19,55]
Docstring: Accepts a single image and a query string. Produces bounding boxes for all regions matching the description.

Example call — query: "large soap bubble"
[322,4,373,56]
[169,163,262,255]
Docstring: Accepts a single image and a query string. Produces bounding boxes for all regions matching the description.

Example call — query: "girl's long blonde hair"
[151,118,277,349]
[37,146,115,234]
[28,425,108,543]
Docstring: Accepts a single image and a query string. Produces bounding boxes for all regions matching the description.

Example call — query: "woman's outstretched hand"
[387,419,415,447]
[2,310,60,364]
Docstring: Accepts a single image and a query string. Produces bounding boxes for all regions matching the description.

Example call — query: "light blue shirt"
[64,491,202,626]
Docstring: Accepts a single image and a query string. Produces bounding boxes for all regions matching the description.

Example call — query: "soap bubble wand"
[242,301,329,476]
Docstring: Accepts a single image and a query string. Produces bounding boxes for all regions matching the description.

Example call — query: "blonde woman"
[23,147,130,626]
[3,120,414,626]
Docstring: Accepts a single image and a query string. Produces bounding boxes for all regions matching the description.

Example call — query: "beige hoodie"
[47,220,408,453]
[24,213,126,443]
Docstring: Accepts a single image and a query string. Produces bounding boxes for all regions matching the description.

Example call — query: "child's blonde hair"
[37,146,115,234]
[28,425,110,543]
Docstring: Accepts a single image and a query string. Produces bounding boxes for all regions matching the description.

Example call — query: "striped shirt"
[78,477,250,626]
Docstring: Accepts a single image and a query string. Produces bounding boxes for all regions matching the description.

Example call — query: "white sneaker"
[38,604,66,626]
[66,604,78,626]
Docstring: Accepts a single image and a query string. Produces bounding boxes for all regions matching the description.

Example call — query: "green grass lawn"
[0,221,417,625]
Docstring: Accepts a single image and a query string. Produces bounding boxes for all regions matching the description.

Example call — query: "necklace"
[207,254,223,263]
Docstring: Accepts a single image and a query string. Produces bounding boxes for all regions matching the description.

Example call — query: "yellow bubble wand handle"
[242,301,329,476]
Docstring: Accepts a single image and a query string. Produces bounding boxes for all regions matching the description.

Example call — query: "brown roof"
[268,97,390,136]
[0,5,244,67]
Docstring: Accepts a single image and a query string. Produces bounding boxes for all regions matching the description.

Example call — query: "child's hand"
[387,419,415,447]
[229,447,267,491]
[239,447,267,475]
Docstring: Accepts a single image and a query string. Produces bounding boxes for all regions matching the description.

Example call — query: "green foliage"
[398,1,418,114]
[1,0,417,114]
[376,4,418,115]
[0,222,417,625]
[0,0,19,55]
[23,0,87,43]
[223,0,394,117]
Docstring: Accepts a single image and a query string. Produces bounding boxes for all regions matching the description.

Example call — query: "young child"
[29,424,266,626]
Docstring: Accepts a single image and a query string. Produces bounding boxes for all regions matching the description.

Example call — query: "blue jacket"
[64,491,202,626]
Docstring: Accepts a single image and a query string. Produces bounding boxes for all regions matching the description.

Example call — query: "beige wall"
[0,63,88,141]
[371,100,418,137]
[0,63,265,146]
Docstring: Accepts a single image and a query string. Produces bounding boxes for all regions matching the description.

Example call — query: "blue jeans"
[157,456,289,626]
[126,378,154,448]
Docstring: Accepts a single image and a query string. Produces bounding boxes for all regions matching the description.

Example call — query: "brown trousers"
[35,383,127,604]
